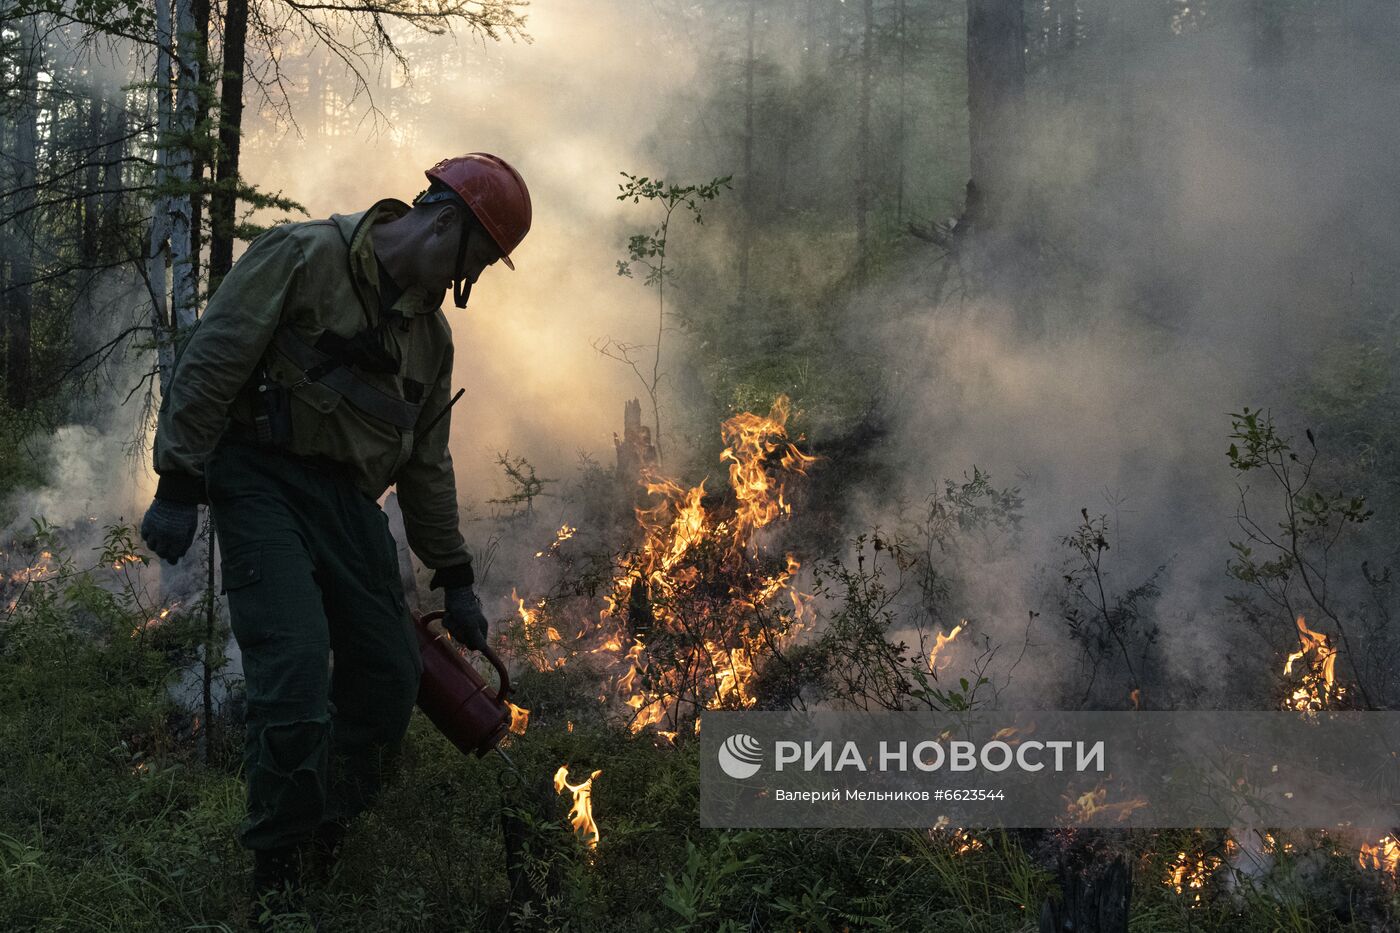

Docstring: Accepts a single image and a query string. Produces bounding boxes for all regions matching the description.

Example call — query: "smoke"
[847,10,1400,708]
[14,0,1399,711]
[241,0,715,503]
[230,2,1400,707]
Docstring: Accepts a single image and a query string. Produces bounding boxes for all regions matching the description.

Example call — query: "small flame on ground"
[1282,615,1345,710]
[131,605,177,638]
[1130,688,1141,710]
[507,702,530,736]
[1166,850,1220,904]
[1360,835,1400,878]
[952,829,983,854]
[7,550,55,586]
[553,764,602,850]
[536,524,576,558]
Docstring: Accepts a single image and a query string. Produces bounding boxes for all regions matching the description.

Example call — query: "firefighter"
[137,153,531,919]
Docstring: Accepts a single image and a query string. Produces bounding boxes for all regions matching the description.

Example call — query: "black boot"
[249,846,309,932]
[300,820,347,885]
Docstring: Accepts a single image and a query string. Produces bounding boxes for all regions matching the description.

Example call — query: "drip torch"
[413,609,517,768]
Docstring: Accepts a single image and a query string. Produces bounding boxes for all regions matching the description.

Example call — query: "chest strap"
[274,328,423,429]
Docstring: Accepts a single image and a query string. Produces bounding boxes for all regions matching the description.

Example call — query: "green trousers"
[207,439,422,852]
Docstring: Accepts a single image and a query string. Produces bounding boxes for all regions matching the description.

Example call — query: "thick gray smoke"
[11,1,1398,712]
[852,12,1400,708]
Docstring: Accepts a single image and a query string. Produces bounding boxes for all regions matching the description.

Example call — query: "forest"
[3,0,1400,929]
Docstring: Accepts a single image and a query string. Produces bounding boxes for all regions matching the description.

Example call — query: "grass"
[1,547,1396,931]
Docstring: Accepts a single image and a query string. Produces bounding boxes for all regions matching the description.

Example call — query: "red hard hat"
[424,153,531,270]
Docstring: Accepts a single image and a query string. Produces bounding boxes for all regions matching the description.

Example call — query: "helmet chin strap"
[453,277,472,310]
[451,214,472,309]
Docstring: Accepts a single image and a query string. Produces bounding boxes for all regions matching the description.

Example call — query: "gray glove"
[139,497,198,564]
[443,586,490,652]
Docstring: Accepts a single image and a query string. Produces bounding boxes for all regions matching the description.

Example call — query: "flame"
[1282,615,1345,710]
[497,399,814,737]
[553,764,602,850]
[513,590,568,670]
[1360,835,1400,878]
[1130,688,1141,710]
[1064,784,1149,823]
[7,550,54,586]
[720,395,817,561]
[928,623,964,671]
[131,604,178,638]
[535,523,577,558]
[508,396,814,736]
[1166,850,1220,904]
[507,702,530,736]
[951,829,983,855]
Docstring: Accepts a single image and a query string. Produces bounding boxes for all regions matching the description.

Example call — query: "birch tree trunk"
[169,0,201,333]
[149,0,175,390]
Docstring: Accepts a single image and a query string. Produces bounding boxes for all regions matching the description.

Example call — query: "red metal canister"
[413,610,512,757]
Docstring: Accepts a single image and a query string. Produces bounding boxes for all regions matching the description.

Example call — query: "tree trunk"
[208,0,248,291]
[964,0,1025,231]
[854,0,874,280]
[187,0,211,289]
[169,0,201,332]
[1039,853,1131,933]
[150,0,176,389]
[7,14,40,410]
[81,98,104,270]
[101,105,127,256]
[738,0,756,301]
[615,398,657,491]
[895,0,906,226]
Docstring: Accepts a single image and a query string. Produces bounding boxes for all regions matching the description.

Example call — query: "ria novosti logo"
[718,733,764,779]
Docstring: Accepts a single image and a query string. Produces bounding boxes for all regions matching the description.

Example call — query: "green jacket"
[153,200,473,584]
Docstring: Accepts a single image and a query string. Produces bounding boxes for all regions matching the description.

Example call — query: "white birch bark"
[169,0,200,333]
[148,0,175,391]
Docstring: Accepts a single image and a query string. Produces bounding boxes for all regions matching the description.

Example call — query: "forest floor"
[1,549,1395,933]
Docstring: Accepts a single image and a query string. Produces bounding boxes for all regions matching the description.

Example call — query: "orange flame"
[1064,784,1149,823]
[131,604,178,638]
[553,764,603,850]
[536,523,577,558]
[1282,615,1344,710]
[507,398,814,736]
[603,397,813,732]
[1166,850,1220,904]
[1360,835,1400,879]
[720,396,816,561]
[7,550,54,586]
[928,623,964,671]
[507,702,530,736]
